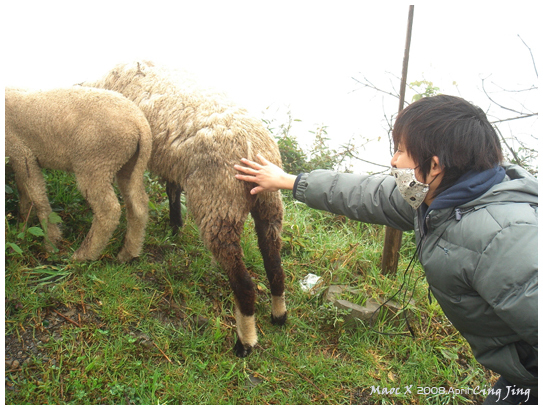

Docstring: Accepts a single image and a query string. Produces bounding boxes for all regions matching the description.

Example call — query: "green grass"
[4,170,497,405]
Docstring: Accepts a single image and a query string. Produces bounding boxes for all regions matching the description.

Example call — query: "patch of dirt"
[145,244,177,264]
[5,303,102,376]
[350,387,378,405]
[148,294,209,331]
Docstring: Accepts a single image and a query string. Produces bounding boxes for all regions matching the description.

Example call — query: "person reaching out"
[235,95,537,405]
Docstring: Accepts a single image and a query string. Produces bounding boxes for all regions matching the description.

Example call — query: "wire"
[368,224,449,338]
[368,238,423,338]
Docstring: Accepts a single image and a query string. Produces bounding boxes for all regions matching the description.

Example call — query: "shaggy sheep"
[84,61,287,357]
[5,87,152,262]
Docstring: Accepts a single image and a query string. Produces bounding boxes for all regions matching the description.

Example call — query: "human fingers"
[234,174,265,195]
[239,157,263,170]
[234,164,258,175]
[255,154,271,165]
[234,173,256,182]
[250,185,265,195]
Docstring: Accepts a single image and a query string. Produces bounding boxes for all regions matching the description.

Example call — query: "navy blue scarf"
[428,165,506,213]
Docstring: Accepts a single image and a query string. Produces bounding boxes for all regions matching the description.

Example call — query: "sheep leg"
[202,216,257,357]
[9,152,62,250]
[251,193,287,325]
[116,157,150,262]
[226,248,257,358]
[233,287,257,358]
[166,181,183,235]
[72,174,121,261]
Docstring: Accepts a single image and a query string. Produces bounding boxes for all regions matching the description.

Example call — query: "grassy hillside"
[4,169,496,405]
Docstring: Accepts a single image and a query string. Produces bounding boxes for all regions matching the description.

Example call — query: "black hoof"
[271,312,287,326]
[233,338,253,358]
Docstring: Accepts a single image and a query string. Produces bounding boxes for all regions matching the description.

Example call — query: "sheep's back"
[86,61,282,189]
[5,87,148,173]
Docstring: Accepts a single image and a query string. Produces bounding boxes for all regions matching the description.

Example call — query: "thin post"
[381,5,414,275]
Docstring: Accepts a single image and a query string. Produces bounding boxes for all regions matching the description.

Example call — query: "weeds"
[4,169,496,405]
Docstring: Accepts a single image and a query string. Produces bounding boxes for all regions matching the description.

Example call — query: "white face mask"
[391,167,430,209]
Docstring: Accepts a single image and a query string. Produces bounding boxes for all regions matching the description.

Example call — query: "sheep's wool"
[85,61,287,357]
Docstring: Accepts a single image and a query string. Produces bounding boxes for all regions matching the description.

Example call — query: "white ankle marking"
[271,294,286,318]
[235,306,257,347]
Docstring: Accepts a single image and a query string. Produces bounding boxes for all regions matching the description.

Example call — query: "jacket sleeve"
[293,170,415,231]
[472,222,538,347]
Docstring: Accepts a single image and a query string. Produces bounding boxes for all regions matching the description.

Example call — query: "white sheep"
[5,86,152,262]
[84,61,287,357]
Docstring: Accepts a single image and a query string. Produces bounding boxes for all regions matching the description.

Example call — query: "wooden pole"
[381,5,414,275]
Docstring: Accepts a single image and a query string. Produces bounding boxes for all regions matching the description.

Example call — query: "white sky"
[2,1,540,172]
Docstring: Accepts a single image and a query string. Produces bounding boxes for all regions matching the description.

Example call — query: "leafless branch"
[518,34,538,78]
[344,147,390,169]
[494,126,523,166]
[490,83,537,93]
[491,113,538,124]
[485,80,537,114]
[481,77,527,116]
[351,76,398,99]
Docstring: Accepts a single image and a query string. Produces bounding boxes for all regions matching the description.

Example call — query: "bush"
[264,112,357,175]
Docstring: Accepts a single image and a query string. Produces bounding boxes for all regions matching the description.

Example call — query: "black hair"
[392,95,503,198]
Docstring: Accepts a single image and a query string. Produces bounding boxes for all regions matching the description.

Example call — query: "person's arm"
[295,169,415,231]
[235,154,415,230]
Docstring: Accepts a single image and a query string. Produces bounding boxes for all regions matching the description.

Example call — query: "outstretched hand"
[234,154,296,195]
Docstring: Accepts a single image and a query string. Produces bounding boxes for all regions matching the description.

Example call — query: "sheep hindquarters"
[251,194,287,326]
[200,215,257,357]
[193,191,286,357]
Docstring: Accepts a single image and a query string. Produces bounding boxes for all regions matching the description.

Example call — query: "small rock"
[323,284,365,303]
[11,360,20,370]
[5,359,13,369]
[140,339,154,349]
[246,374,264,389]
[65,309,77,317]
[135,333,154,349]
[323,285,349,303]
[334,299,378,324]
[333,296,413,327]
[192,315,209,328]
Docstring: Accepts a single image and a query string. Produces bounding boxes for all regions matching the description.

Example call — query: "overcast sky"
[3,1,539,172]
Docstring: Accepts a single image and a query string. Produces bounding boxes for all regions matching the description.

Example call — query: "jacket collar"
[418,163,537,234]
[429,165,506,213]
[419,164,508,234]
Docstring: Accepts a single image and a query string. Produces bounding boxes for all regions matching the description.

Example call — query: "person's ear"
[426,156,443,182]
[432,156,443,173]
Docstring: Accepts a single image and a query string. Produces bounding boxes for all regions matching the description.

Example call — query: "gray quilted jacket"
[293,163,538,394]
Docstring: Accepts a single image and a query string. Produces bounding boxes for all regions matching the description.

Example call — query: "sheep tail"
[124,124,152,211]
[132,139,151,182]
[133,127,152,186]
